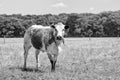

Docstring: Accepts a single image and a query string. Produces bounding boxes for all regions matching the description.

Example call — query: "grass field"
[0,38,120,80]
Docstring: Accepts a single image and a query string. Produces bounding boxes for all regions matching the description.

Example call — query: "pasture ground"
[0,38,120,80]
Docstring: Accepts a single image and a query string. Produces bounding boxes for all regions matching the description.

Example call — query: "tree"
[66,13,80,37]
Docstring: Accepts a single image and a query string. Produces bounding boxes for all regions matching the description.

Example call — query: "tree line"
[0,10,120,37]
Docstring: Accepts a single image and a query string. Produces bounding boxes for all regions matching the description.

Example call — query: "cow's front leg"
[50,59,57,71]
[47,53,58,72]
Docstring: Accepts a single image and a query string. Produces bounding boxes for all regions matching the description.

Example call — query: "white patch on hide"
[31,25,50,29]
[58,46,62,53]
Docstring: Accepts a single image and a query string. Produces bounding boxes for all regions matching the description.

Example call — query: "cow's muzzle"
[56,36,63,40]
[56,36,65,44]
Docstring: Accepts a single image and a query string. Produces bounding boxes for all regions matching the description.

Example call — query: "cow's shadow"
[21,67,40,72]
[8,64,62,73]
[9,66,45,73]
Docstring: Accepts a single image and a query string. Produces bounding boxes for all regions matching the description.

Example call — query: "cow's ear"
[65,25,69,29]
[51,25,55,29]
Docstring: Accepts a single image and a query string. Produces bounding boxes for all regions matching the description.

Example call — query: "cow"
[23,22,69,72]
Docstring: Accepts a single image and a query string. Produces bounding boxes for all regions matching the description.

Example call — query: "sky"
[0,0,119,15]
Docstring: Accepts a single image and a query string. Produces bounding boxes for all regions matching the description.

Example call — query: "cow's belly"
[31,34,43,49]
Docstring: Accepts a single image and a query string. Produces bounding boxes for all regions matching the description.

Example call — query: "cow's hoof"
[35,69,39,72]
[51,69,55,72]
[22,68,27,71]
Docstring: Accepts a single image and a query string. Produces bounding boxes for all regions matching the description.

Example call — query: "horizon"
[0,10,119,16]
[0,0,119,15]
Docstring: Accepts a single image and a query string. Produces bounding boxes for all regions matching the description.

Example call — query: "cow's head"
[50,22,69,44]
[53,22,69,38]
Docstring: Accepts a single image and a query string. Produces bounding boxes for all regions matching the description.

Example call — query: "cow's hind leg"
[23,43,32,70]
[35,49,40,70]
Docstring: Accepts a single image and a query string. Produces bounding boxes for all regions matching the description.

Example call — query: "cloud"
[90,0,110,2]
[51,2,67,8]
[57,0,62,1]
[89,7,95,11]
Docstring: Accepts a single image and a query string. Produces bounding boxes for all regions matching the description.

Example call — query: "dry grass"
[0,38,120,80]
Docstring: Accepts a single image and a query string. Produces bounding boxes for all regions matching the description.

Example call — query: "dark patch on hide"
[31,28,57,50]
